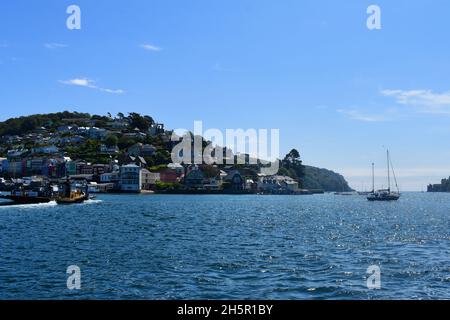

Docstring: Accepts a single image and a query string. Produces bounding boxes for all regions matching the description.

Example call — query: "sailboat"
[367,150,400,201]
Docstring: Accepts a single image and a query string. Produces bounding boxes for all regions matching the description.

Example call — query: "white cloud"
[140,44,162,52]
[60,78,95,88]
[337,109,387,122]
[382,89,450,114]
[60,78,125,94]
[44,43,68,49]
[100,88,125,94]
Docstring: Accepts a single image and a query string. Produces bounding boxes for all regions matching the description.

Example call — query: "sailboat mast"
[387,150,391,192]
[372,162,375,193]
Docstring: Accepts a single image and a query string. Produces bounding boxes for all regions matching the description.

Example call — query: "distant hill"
[302,165,353,192]
[428,177,450,192]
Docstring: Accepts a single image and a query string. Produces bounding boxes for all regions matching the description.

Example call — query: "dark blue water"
[0,193,449,300]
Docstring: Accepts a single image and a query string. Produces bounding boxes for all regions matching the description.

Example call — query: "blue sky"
[1,0,450,190]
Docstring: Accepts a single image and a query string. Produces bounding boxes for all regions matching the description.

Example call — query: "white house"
[100,144,119,155]
[119,164,142,193]
[257,175,299,193]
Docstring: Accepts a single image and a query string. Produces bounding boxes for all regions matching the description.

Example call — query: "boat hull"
[56,195,88,205]
[367,194,400,201]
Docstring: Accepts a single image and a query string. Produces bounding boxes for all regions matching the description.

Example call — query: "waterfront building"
[257,175,299,194]
[223,170,245,191]
[92,164,109,176]
[141,169,158,190]
[155,167,178,184]
[75,161,94,175]
[184,168,205,189]
[65,161,77,176]
[119,164,142,193]
[100,172,120,183]
[8,160,24,177]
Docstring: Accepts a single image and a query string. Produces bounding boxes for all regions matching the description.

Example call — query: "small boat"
[56,179,88,205]
[367,150,401,201]
[56,190,88,205]
[0,193,53,205]
[0,182,55,205]
[367,189,400,201]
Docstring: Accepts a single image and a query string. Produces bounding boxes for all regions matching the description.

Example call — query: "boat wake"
[82,199,103,205]
[0,201,58,209]
[0,199,103,209]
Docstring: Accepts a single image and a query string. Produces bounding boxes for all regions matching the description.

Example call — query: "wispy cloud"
[44,43,68,49]
[382,89,450,115]
[60,78,125,94]
[140,43,162,52]
[337,109,388,122]
[212,63,239,72]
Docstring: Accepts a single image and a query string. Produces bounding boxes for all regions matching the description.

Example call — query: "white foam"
[0,201,58,209]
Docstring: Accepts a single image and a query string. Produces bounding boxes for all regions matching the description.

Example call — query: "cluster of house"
[0,117,166,153]
[0,153,115,180]
[0,116,303,194]
[0,150,301,194]
[99,164,302,194]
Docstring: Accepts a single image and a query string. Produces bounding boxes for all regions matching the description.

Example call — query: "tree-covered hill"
[302,165,353,192]
[0,111,92,136]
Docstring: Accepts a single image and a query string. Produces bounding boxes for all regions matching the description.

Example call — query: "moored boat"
[367,150,401,202]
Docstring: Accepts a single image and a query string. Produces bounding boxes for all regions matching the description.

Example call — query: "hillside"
[0,112,353,192]
[302,166,353,192]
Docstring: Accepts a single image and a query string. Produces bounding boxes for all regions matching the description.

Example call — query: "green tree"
[280,149,305,181]
[105,134,119,147]
[118,136,136,150]
[128,113,151,131]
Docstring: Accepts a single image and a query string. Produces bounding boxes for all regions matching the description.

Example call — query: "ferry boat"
[55,179,88,205]
[0,183,55,205]
[56,190,88,205]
